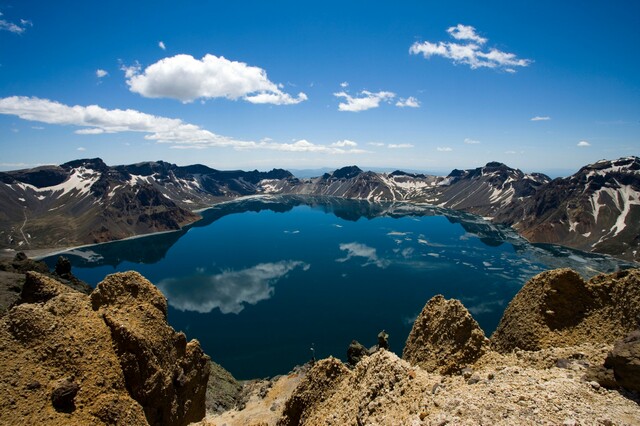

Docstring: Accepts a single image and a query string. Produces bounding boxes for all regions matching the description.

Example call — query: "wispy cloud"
[340,81,349,88]
[464,138,480,144]
[123,53,307,105]
[336,242,389,268]
[334,90,395,112]
[395,96,420,108]
[437,146,453,152]
[0,96,366,154]
[368,142,386,147]
[410,24,531,72]
[157,261,310,314]
[96,69,108,78]
[0,11,32,34]
[388,143,414,149]
[577,140,591,147]
[531,116,550,121]
[331,139,358,148]
[447,24,487,44]
[77,147,86,151]
[158,41,166,50]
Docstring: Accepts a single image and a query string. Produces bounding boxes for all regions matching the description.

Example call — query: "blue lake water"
[42,196,633,379]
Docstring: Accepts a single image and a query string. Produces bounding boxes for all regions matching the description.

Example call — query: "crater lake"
[42,196,633,379]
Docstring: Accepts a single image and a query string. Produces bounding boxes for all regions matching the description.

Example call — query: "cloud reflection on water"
[157,260,310,314]
[336,242,390,268]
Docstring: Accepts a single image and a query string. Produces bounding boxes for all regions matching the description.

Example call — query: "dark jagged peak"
[118,160,178,177]
[179,164,217,175]
[331,165,363,180]
[2,165,68,188]
[262,168,294,180]
[389,170,427,178]
[484,161,508,169]
[576,156,640,178]
[62,158,109,173]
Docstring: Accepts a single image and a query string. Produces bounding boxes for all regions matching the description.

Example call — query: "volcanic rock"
[0,270,210,425]
[491,268,640,352]
[19,271,74,304]
[347,340,369,366]
[604,329,640,392]
[278,357,350,426]
[205,360,242,414]
[402,295,489,374]
[90,271,210,426]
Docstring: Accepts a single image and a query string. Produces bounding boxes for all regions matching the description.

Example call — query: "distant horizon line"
[2,156,637,180]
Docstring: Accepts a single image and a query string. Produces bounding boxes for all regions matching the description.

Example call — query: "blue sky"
[0,0,638,175]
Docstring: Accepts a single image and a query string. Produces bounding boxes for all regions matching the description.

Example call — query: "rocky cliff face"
[495,157,640,262]
[0,270,210,425]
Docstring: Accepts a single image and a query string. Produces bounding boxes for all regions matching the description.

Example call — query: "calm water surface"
[43,196,632,378]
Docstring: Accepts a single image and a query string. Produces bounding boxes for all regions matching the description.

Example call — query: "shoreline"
[0,194,275,261]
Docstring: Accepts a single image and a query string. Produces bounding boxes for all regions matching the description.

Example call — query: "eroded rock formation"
[491,268,640,352]
[402,295,489,374]
[0,270,209,425]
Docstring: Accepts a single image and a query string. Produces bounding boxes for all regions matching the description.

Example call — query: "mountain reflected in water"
[43,195,635,378]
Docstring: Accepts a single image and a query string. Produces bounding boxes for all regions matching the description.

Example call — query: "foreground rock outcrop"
[491,268,640,352]
[402,295,489,374]
[0,253,91,316]
[0,270,209,425]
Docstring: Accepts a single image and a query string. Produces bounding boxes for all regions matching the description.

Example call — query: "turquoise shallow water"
[43,196,632,379]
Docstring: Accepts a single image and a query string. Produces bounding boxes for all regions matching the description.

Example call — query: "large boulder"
[491,269,640,352]
[604,329,640,392]
[90,271,210,426]
[402,295,489,374]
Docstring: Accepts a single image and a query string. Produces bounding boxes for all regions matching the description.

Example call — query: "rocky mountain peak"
[330,165,363,180]
[62,157,109,173]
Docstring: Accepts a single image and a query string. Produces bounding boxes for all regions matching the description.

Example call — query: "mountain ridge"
[1,157,638,262]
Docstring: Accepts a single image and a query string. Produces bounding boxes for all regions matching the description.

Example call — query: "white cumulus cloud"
[410,24,531,72]
[395,96,420,108]
[334,90,396,112]
[0,96,369,155]
[577,141,591,147]
[123,53,307,105]
[158,41,166,50]
[96,69,108,78]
